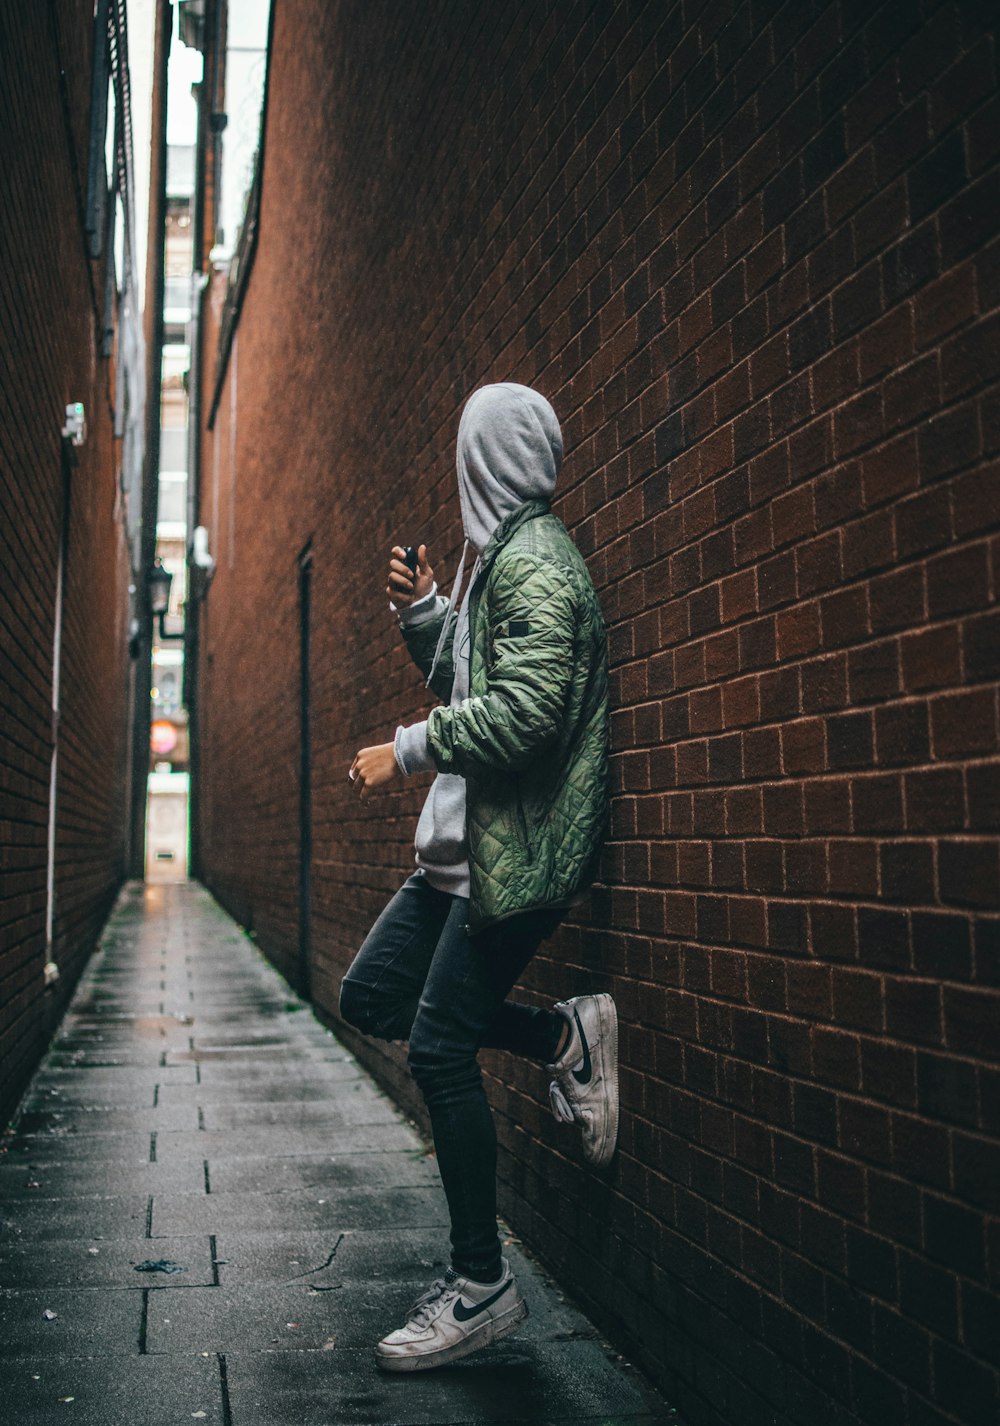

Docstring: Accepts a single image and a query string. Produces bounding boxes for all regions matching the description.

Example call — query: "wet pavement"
[0,881,676,1425]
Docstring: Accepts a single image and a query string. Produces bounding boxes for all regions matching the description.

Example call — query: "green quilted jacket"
[401,497,610,933]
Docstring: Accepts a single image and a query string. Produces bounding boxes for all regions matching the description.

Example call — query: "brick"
[875,701,930,766]
[916,1049,980,1130]
[885,977,944,1046]
[848,637,900,703]
[918,398,983,482]
[953,1133,1000,1213]
[968,763,1000,835]
[901,624,962,692]
[881,840,935,902]
[846,1225,898,1302]
[940,167,1000,268]
[828,839,879,898]
[860,1036,917,1109]
[964,609,1000,683]
[898,1248,959,1336]
[827,710,874,769]
[923,1194,986,1280]
[913,263,977,351]
[858,904,911,970]
[801,652,848,713]
[943,984,1000,1056]
[932,1342,998,1426]
[931,689,998,760]
[941,311,1000,403]
[882,223,939,304]
[820,586,869,648]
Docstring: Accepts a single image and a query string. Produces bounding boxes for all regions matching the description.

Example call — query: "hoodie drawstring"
[426,538,482,689]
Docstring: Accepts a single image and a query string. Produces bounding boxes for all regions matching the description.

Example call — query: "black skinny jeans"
[339,870,565,1283]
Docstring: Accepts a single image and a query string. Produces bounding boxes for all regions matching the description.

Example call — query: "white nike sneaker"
[546,993,619,1167]
[374,1258,528,1372]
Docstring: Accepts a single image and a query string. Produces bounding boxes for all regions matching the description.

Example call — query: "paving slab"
[0,1353,223,1424]
[0,1234,215,1289]
[0,881,676,1425]
[198,1096,403,1130]
[0,1194,152,1243]
[1,1131,153,1164]
[222,1342,675,1426]
[13,1103,199,1133]
[0,1285,143,1355]
[212,1226,452,1286]
[150,1183,451,1236]
[206,1148,438,1195]
[158,1076,391,1107]
[190,1054,365,1080]
[31,1064,199,1087]
[0,1156,205,1199]
[151,1122,418,1162]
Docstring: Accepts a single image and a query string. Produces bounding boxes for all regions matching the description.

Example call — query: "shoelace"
[548,1080,575,1123]
[549,1080,593,1125]
[406,1268,459,1328]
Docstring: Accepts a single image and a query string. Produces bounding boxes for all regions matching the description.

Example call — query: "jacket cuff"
[390,581,439,626]
[394,720,435,775]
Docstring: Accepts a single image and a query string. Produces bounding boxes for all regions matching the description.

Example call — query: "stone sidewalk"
[1,881,676,1426]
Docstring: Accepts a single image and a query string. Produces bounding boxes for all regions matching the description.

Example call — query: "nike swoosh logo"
[452,1281,511,1322]
[571,1009,592,1085]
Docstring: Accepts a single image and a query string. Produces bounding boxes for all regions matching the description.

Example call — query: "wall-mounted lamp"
[149,559,183,642]
[189,525,216,599]
[61,401,86,447]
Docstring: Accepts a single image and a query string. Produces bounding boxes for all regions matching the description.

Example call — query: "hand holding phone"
[387,543,434,606]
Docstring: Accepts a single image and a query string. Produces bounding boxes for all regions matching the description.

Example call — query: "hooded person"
[342,382,616,1373]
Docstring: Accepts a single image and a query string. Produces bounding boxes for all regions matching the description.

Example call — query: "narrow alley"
[0,883,674,1425]
[4,5,998,1424]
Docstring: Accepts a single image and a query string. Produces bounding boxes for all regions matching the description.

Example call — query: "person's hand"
[387,544,434,607]
[349,743,399,800]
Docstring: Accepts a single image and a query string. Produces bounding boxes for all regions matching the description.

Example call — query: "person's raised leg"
[476,913,620,1170]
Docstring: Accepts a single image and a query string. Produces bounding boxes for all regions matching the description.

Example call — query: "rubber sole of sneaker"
[586,993,619,1169]
[374,1297,529,1373]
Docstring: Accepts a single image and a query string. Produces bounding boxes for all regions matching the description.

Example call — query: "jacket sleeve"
[425,551,575,775]
[399,597,457,703]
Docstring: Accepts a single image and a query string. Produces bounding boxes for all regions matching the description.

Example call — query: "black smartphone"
[402,546,419,573]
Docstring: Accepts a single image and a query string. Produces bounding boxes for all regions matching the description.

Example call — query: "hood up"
[425,383,564,687]
[456,382,563,553]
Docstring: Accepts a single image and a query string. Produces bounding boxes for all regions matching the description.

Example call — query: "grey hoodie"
[391,383,563,896]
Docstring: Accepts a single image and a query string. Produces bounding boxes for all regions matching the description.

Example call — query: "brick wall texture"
[193,3,1000,1422]
[0,7,133,1127]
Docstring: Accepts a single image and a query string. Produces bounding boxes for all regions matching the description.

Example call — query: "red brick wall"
[194,3,1000,1421]
[0,8,132,1126]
